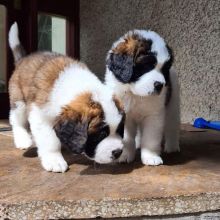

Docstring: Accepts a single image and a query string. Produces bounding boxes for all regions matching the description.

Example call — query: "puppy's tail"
[8,22,26,63]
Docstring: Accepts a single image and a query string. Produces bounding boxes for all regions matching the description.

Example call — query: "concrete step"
[0,122,220,219]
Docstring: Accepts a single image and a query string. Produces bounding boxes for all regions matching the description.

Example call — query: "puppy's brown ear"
[54,114,88,154]
[106,53,133,83]
[132,39,157,79]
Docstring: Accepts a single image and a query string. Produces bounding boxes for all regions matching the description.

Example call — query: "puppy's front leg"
[29,106,68,173]
[118,117,137,163]
[140,112,165,166]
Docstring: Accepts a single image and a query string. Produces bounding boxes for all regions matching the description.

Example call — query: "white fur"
[47,64,123,165]
[140,110,165,165]
[8,22,20,49]
[109,30,170,64]
[136,30,169,63]
[48,64,103,116]
[141,149,163,165]
[48,64,121,131]
[8,23,124,172]
[28,104,68,173]
[92,88,121,134]
[9,64,123,172]
[105,30,180,166]
[94,135,123,164]
[130,69,165,96]
[9,101,32,149]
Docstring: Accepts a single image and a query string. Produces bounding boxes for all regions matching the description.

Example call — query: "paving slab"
[0,123,220,219]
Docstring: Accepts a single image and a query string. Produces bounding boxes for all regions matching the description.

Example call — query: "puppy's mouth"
[110,156,121,162]
[151,90,162,96]
[143,89,163,96]
[82,148,123,164]
[82,152,93,159]
[135,93,153,99]
[130,90,156,98]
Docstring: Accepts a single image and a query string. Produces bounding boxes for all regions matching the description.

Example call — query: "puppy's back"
[9,52,79,107]
[8,22,83,108]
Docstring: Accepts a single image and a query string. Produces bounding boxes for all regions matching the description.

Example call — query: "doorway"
[0,0,79,118]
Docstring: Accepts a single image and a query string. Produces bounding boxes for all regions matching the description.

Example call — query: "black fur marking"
[54,119,88,154]
[107,53,133,83]
[116,113,126,138]
[132,39,156,81]
[161,45,173,85]
[131,52,157,82]
[162,45,174,105]
[85,123,110,158]
[107,39,157,83]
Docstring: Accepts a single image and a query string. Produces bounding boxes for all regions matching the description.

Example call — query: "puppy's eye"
[99,130,108,140]
[135,53,157,68]
[88,123,110,145]
[131,53,157,82]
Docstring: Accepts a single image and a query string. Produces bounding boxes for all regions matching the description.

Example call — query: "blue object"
[193,117,220,131]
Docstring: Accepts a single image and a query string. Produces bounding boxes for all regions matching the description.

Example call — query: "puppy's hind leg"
[118,117,137,163]
[9,101,32,149]
[28,105,68,173]
[164,69,180,153]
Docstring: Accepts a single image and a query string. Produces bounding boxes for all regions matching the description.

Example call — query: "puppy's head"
[54,93,125,164]
[106,30,173,96]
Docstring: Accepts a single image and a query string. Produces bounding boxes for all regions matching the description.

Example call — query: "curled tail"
[8,22,26,63]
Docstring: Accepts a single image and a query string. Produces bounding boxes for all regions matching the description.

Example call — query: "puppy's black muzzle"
[112,149,123,159]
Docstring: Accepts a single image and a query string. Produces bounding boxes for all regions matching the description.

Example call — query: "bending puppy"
[8,23,125,172]
[105,30,180,166]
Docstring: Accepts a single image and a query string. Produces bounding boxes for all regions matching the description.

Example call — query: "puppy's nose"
[112,149,122,159]
[154,81,164,93]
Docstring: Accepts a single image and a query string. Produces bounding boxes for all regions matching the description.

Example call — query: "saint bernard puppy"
[105,30,180,166]
[8,23,125,172]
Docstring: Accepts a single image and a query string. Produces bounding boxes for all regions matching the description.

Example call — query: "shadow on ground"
[22,129,220,175]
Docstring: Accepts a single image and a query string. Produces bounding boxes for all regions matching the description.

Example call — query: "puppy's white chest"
[121,91,166,121]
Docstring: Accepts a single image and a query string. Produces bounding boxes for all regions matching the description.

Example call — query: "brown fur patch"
[112,33,152,61]
[155,63,163,71]
[58,92,104,134]
[9,52,88,107]
[112,34,139,55]
[113,96,124,115]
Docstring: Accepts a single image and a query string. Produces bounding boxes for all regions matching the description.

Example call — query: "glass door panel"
[38,13,66,55]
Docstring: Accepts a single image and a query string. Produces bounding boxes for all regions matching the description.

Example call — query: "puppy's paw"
[14,129,32,150]
[41,153,68,173]
[118,147,136,163]
[141,150,163,166]
[164,143,180,153]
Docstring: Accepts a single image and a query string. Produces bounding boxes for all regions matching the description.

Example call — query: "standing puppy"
[105,30,180,166]
[8,23,125,172]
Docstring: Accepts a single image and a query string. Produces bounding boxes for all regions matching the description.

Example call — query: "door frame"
[0,0,80,119]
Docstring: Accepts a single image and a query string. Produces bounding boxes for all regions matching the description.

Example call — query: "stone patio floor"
[0,121,220,219]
